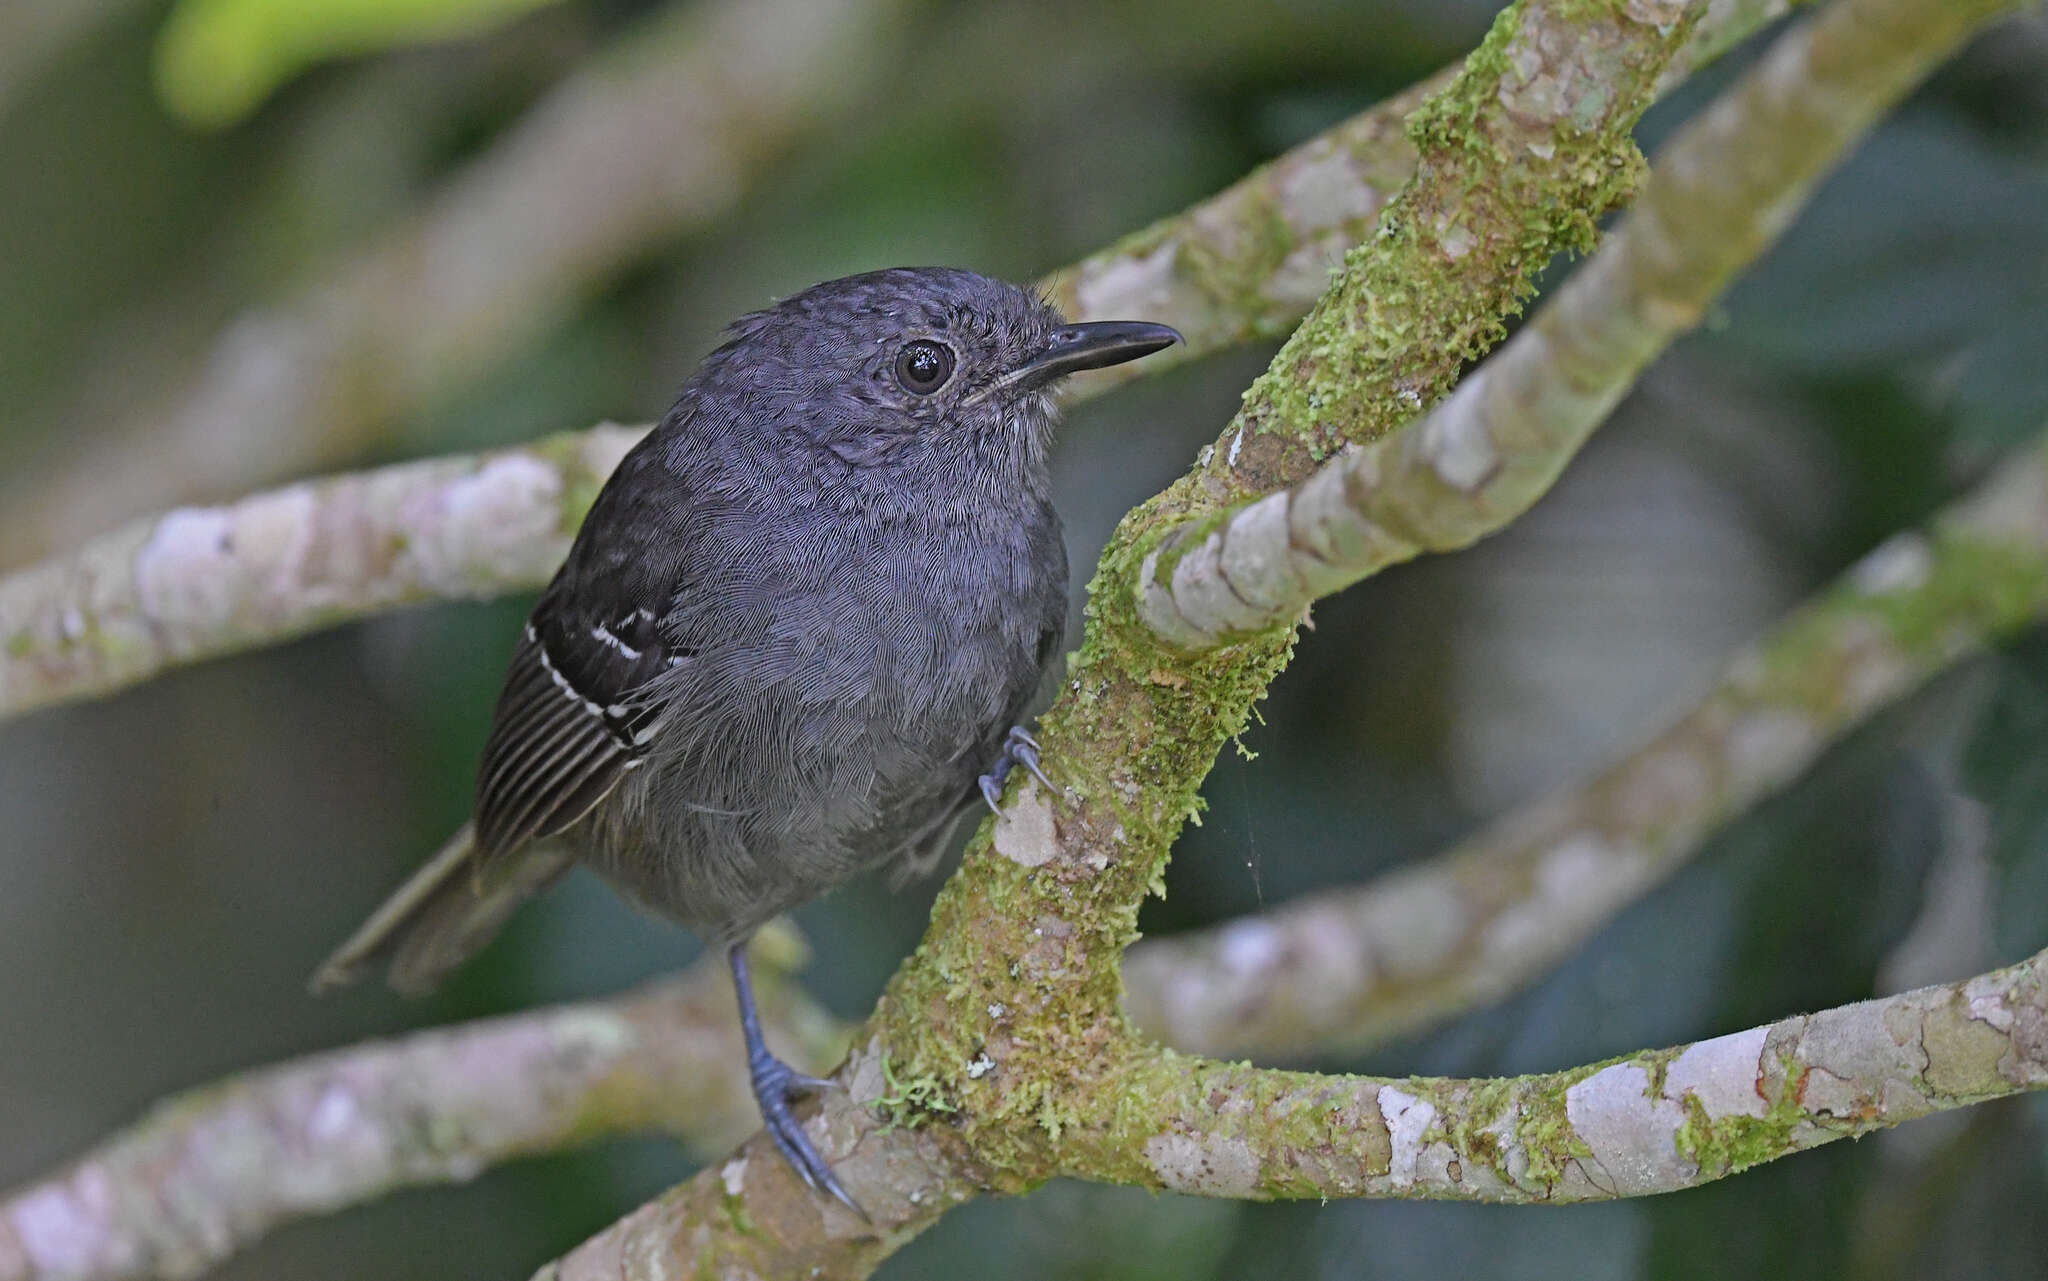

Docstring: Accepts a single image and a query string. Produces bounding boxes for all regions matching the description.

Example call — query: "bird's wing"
[472,587,684,859]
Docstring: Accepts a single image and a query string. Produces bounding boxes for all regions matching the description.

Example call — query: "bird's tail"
[310,823,576,996]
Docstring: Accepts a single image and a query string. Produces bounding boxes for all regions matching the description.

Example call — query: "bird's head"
[690,267,1181,495]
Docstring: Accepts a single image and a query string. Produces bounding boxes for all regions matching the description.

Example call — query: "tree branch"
[0,426,643,720]
[1136,0,2000,647]
[1074,945,2048,1201]
[543,946,2048,1276]
[24,908,2028,1281]
[3,0,1799,563]
[0,938,840,1281]
[1126,423,2048,1057]
[1,3,1720,1275]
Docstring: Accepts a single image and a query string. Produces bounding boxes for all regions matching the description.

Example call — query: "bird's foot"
[979,725,1057,814]
[748,1046,866,1219]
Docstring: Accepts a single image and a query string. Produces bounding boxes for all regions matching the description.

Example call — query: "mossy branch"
[537,945,2048,1277]
[863,0,1707,1195]
[1076,946,2048,1201]
[1137,0,2013,647]
[1128,423,2048,1058]
[14,435,2047,1277]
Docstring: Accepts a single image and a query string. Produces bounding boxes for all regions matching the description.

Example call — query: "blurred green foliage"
[155,0,567,125]
[2,2,2046,1279]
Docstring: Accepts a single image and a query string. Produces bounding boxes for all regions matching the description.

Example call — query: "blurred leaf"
[1851,1105,2048,1281]
[1717,113,2048,453]
[153,0,563,127]
[1959,624,2048,957]
[1642,1138,1868,1281]
[1310,1198,1646,1281]
[890,1182,1241,1281]
[1378,683,1948,1086]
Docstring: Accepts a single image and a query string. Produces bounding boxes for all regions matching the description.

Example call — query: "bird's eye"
[894,340,955,395]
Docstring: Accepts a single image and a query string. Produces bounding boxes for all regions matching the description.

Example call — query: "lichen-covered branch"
[1072,945,2048,1201]
[1127,425,2048,1057]
[539,944,2048,1278]
[1148,0,1704,518]
[533,1037,971,1281]
[0,940,841,1281]
[1138,0,2013,648]
[862,0,1704,1177]
[0,0,908,561]
[1033,68,1443,394]
[0,427,643,720]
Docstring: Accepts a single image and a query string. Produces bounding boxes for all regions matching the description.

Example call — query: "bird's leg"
[727,941,865,1218]
[978,725,1058,814]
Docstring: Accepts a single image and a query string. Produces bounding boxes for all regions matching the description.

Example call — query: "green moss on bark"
[856,0,1702,1196]
[1672,1056,1814,1176]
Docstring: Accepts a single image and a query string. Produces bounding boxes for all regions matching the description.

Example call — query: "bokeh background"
[5,1,2048,1277]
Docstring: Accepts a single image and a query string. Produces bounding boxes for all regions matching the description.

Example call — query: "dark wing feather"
[472,597,679,859]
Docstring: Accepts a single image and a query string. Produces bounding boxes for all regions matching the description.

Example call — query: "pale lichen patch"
[720,1156,748,1198]
[1216,918,1284,975]
[1484,832,1651,967]
[7,1169,113,1276]
[1075,240,1190,329]
[306,1083,362,1142]
[992,787,1058,868]
[1663,1026,1769,1120]
[1919,995,2016,1095]
[1851,532,1933,595]
[1722,711,1819,796]
[1564,1063,1693,1196]
[1378,1085,1437,1190]
[414,454,564,592]
[1797,1003,1925,1090]
[136,486,321,640]
[1420,389,1500,490]
[1798,1066,1871,1119]
[1144,1131,1261,1197]
[1276,139,1382,236]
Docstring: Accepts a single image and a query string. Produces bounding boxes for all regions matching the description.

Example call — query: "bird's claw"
[748,1049,867,1220]
[979,725,1057,815]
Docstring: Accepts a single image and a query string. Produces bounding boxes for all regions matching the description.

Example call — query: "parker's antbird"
[315,267,1181,1212]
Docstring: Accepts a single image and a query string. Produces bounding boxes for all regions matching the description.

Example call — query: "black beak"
[1015,320,1183,387]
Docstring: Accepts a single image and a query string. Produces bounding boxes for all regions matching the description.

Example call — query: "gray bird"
[313,267,1181,1212]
